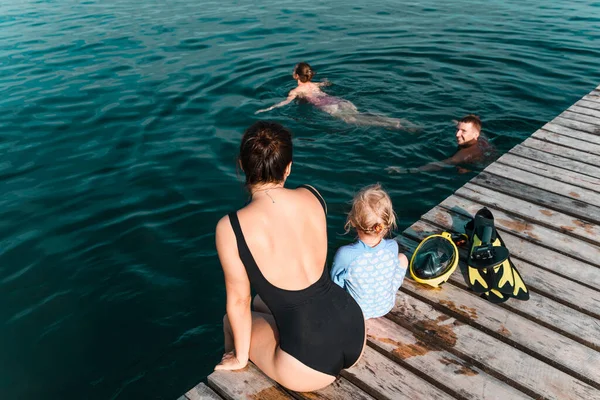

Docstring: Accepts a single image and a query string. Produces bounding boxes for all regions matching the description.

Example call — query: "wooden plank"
[483,162,600,209]
[388,294,600,400]
[543,121,600,143]
[510,143,600,178]
[567,105,600,120]
[186,383,223,400]
[554,115,600,136]
[398,224,600,351]
[208,364,293,400]
[366,316,534,399]
[574,99,600,112]
[400,278,600,385]
[520,137,600,167]
[533,129,600,155]
[294,379,376,400]
[456,183,600,244]
[424,194,600,269]
[472,172,600,226]
[582,93,600,104]
[495,152,600,193]
[562,110,600,128]
[342,346,454,400]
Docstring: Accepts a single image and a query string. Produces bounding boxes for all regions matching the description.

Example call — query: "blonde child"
[330,184,409,319]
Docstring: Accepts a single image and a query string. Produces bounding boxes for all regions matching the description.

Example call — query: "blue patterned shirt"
[330,239,406,319]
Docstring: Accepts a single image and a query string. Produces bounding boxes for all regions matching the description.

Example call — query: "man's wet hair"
[458,114,481,133]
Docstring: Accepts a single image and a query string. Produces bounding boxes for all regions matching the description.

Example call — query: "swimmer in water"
[387,114,496,174]
[256,62,415,131]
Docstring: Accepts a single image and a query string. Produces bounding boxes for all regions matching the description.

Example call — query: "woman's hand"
[214,351,248,371]
[255,107,272,114]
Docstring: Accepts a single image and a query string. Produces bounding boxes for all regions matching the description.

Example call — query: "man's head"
[455,114,481,146]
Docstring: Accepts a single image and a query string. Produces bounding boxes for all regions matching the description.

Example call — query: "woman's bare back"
[236,186,327,291]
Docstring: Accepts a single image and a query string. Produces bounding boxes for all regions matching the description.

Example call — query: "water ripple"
[1,0,599,399]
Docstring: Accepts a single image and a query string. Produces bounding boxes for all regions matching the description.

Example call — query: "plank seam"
[383,297,545,400]
[472,170,600,226]
[493,156,600,196]
[365,341,470,400]
[519,138,600,169]
[508,146,600,179]
[401,230,600,350]
[436,197,600,269]
[552,117,600,137]
[537,128,600,156]
[573,101,600,113]
[560,112,600,133]
[542,124,600,146]
[453,183,600,250]
[398,285,600,390]
[339,370,398,400]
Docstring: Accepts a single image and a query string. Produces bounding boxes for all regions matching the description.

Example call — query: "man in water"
[388,114,494,173]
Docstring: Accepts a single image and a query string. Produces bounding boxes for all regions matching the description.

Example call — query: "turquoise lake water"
[1,0,599,398]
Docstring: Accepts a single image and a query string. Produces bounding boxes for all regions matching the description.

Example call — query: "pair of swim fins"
[464,208,529,303]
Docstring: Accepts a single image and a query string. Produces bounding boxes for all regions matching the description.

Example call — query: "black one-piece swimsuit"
[228,184,365,376]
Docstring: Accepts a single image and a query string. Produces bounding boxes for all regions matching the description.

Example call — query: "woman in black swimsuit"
[214,121,366,391]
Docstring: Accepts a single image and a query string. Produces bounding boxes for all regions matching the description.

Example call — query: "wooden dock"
[181,85,600,400]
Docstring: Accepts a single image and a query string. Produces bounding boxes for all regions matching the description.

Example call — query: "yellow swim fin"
[467,234,491,293]
[490,238,515,294]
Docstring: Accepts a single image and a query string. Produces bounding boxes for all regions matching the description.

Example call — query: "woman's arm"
[214,216,252,370]
[255,90,298,114]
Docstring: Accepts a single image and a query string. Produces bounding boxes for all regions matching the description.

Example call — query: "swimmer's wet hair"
[239,121,293,187]
[294,62,314,83]
[345,183,397,236]
[458,114,482,133]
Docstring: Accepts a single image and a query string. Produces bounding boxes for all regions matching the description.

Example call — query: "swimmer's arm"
[255,90,298,114]
[387,154,459,174]
[317,79,331,87]
[215,216,251,368]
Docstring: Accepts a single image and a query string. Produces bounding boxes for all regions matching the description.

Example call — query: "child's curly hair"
[345,183,397,236]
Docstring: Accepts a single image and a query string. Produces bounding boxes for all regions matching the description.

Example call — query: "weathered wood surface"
[292,379,376,400]
[398,223,600,350]
[184,383,222,400]
[455,184,600,244]
[388,295,599,400]
[509,143,600,178]
[341,347,455,400]
[208,363,292,400]
[482,162,600,209]
[562,110,600,127]
[423,196,600,269]
[471,172,600,225]
[567,105,600,120]
[547,118,600,141]
[495,153,600,193]
[401,279,600,385]
[366,316,533,400]
[533,129,600,155]
[519,136,600,167]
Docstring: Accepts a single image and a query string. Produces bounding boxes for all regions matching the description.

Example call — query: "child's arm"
[316,79,331,87]
[392,241,408,290]
[255,90,298,114]
[330,247,351,288]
